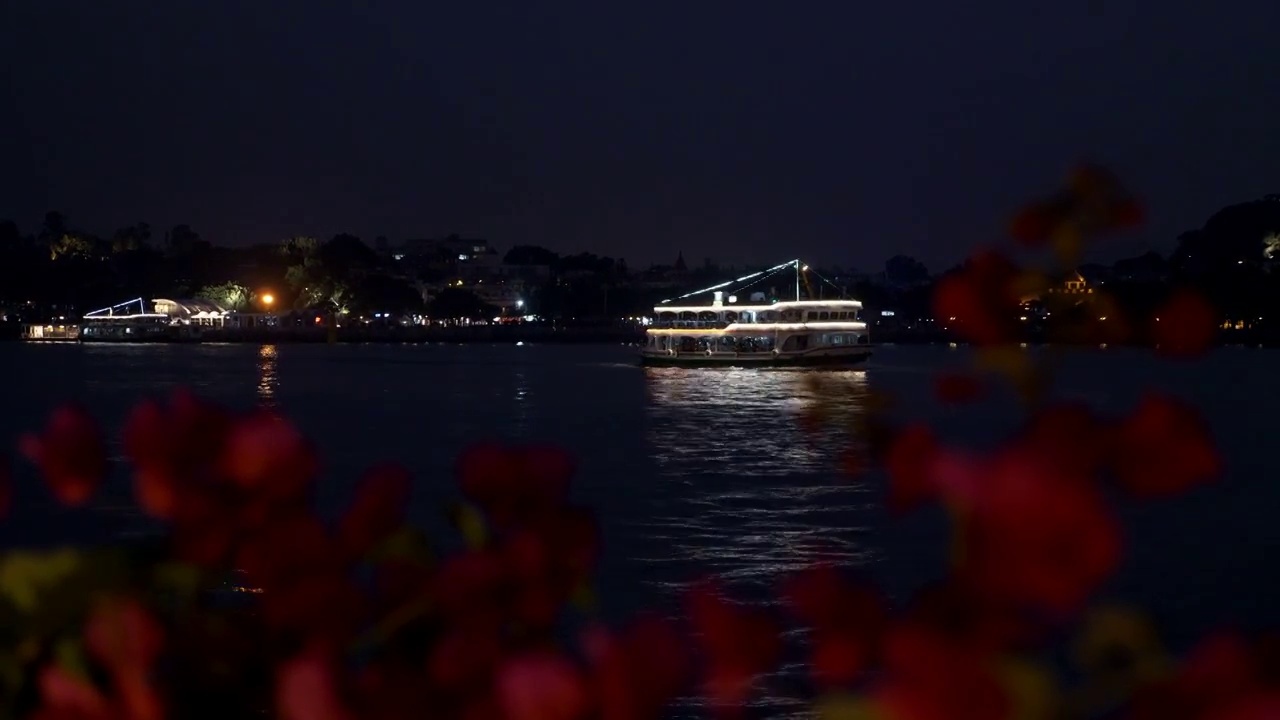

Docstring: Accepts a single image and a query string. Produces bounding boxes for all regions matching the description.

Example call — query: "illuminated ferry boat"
[80,297,229,342]
[640,259,871,367]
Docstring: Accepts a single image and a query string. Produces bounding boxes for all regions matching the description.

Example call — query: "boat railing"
[653,320,729,329]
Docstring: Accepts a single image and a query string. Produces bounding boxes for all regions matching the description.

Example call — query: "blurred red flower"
[37,666,110,719]
[954,449,1122,616]
[884,424,941,514]
[457,443,575,529]
[83,597,165,720]
[1132,631,1266,720]
[583,615,689,720]
[497,652,590,720]
[932,250,1022,345]
[1111,392,1219,499]
[339,463,412,558]
[1152,290,1217,357]
[428,622,504,692]
[685,581,780,713]
[221,411,319,504]
[432,549,510,621]
[1017,402,1110,478]
[1010,164,1144,246]
[123,391,233,518]
[934,373,984,405]
[19,405,106,506]
[874,624,1010,720]
[277,645,352,720]
[783,565,884,687]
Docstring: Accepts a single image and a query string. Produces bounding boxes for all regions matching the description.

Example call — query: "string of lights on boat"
[657,259,850,307]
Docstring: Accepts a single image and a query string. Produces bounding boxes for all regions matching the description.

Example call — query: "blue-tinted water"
[0,342,1276,707]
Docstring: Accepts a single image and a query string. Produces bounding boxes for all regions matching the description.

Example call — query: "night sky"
[3,1,1279,270]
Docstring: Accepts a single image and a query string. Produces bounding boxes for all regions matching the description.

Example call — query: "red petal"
[1111,393,1219,499]
[1152,290,1217,358]
[1009,203,1061,246]
[876,624,1011,720]
[685,581,780,709]
[934,373,984,405]
[497,652,589,720]
[221,412,318,501]
[884,424,940,514]
[516,446,575,502]
[432,550,510,620]
[457,443,576,528]
[932,253,1020,345]
[38,666,110,716]
[811,633,870,687]
[959,456,1121,615]
[276,646,352,720]
[339,464,412,558]
[1110,198,1146,229]
[428,623,503,690]
[21,405,106,506]
[84,597,164,669]
[236,513,337,588]
[1019,403,1108,478]
[456,442,518,502]
[134,468,177,520]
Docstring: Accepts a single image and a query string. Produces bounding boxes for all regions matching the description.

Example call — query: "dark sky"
[3,1,1278,271]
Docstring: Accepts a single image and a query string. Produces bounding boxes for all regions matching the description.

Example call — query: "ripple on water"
[639,367,879,716]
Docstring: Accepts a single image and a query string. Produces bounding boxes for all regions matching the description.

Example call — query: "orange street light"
[261,293,275,307]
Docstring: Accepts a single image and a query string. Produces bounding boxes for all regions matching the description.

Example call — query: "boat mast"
[794,259,801,301]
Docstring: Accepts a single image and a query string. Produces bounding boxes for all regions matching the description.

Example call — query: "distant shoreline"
[3,324,1277,348]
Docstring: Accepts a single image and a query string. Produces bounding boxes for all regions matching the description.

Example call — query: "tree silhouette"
[429,287,496,320]
[40,211,66,241]
[166,224,201,256]
[111,222,152,253]
[504,245,560,266]
[885,255,930,286]
[0,220,20,252]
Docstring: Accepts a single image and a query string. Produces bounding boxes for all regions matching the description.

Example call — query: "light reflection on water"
[639,368,877,716]
[257,344,278,408]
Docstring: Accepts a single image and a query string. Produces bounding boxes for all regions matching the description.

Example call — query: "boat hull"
[639,347,872,368]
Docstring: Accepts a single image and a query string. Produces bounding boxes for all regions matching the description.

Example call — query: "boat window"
[724,312,738,322]
[784,334,810,351]
[820,311,831,320]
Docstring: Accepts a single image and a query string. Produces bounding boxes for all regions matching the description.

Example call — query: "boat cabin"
[639,259,873,367]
